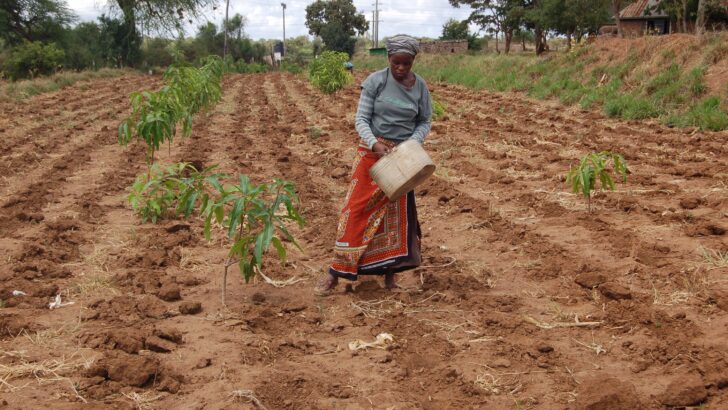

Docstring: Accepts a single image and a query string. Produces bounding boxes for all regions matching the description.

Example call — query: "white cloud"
[64,0,476,40]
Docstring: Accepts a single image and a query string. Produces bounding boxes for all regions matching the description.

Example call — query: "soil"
[0,66,727,409]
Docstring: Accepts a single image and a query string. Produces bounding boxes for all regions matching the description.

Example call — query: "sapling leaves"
[119,57,224,169]
[309,51,352,94]
[567,151,629,211]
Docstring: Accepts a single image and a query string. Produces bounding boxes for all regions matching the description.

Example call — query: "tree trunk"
[696,0,707,36]
[494,30,500,53]
[535,25,546,55]
[504,29,513,54]
[682,0,688,33]
[522,35,526,51]
[613,0,623,37]
[223,0,230,58]
[566,32,572,51]
[113,0,140,66]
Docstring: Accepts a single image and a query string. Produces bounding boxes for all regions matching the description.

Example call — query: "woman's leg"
[315,272,339,295]
[384,269,397,289]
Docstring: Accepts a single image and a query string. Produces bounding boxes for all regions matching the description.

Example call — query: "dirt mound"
[576,376,644,409]
[588,33,728,100]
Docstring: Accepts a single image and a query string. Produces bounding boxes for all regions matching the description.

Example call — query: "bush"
[603,94,660,120]
[234,61,268,74]
[143,38,175,68]
[4,42,65,80]
[308,51,351,94]
[281,61,304,74]
[667,96,728,131]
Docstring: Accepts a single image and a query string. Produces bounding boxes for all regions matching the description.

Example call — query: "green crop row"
[118,56,225,167]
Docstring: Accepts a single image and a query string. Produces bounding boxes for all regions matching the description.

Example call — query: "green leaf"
[214,205,225,224]
[183,190,199,217]
[227,198,245,238]
[580,167,592,198]
[271,237,287,264]
[254,231,265,268]
[204,213,213,241]
[230,239,244,257]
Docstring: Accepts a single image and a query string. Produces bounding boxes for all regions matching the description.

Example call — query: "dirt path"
[0,71,726,409]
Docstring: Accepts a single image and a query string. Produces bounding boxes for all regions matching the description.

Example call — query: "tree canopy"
[110,0,217,33]
[0,0,76,45]
[450,0,614,53]
[305,0,368,55]
[441,18,483,50]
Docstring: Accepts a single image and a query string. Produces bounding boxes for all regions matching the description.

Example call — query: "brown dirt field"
[1,69,727,409]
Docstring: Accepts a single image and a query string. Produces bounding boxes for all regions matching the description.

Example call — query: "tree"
[320,21,357,55]
[652,0,697,33]
[449,0,525,54]
[63,21,103,69]
[225,13,246,41]
[0,0,76,45]
[102,1,216,67]
[304,0,368,54]
[441,18,470,40]
[3,41,64,79]
[536,0,610,48]
[195,21,223,57]
[98,14,142,66]
[611,0,632,37]
[109,0,218,33]
[441,18,482,50]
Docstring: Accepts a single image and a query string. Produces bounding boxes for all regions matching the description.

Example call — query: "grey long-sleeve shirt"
[355,68,432,149]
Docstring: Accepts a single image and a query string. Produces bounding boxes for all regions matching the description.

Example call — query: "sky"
[65,0,477,41]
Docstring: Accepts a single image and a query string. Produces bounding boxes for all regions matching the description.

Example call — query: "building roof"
[620,0,669,19]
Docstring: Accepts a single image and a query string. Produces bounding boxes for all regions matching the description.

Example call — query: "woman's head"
[386,34,419,81]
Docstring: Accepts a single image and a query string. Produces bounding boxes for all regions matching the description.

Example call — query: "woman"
[317,34,432,294]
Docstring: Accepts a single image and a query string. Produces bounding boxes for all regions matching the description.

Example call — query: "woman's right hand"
[372,142,391,156]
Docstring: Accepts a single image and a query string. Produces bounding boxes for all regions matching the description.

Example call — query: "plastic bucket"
[369,139,436,201]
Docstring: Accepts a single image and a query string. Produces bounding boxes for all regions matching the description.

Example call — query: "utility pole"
[223,0,230,58]
[372,10,375,44]
[374,0,380,48]
[281,3,287,57]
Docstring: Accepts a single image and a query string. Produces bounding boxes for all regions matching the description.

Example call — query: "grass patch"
[604,94,660,119]
[0,68,131,101]
[667,96,728,131]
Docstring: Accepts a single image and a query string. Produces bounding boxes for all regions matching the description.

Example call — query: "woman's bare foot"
[314,273,338,296]
[384,272,398,290]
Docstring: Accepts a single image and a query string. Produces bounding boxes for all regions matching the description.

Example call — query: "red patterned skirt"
[329,139,422,281]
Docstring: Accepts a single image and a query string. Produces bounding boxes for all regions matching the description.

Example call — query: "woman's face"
[388,53,415,81]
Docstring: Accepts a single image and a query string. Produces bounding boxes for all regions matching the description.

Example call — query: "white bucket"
[369,139,436,201]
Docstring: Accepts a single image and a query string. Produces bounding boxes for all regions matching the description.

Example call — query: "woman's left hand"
[372,142,391,156]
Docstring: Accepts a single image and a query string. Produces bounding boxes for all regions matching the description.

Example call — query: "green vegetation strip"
[355,39,728,131]
[0,68,131,101]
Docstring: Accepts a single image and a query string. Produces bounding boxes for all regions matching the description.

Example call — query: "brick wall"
[622,20,645,36]
[419,40,468,54]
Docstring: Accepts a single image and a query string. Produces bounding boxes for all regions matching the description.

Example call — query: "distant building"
[419,40,468,54]
[619,0,671,36]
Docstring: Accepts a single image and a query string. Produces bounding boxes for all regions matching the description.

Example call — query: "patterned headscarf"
[386,34,420,56]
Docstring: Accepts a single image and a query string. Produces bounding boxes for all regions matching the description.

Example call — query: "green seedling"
[432,97,446,121]
[129,161,305,305]
[128,162,225,223]
[119,57,224,171]
[566,151,629,211]
[201,177,305,305]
